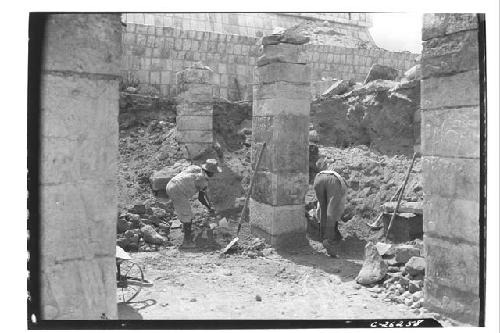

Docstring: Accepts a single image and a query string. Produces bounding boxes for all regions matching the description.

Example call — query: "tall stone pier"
[40,14,121,319]
[249,34,310,248]
[421,14,482,325]
[175,63,214,159]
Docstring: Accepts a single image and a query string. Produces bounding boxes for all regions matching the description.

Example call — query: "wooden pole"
[237,142,267,235]
[384,152,418,241]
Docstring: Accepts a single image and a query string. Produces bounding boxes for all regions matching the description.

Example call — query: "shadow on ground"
[118,299,157,319]
[277,236,367,282]
[117,302,143,320]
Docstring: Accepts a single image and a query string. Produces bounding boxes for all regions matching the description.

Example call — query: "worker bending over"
[166,159,221,248]
[313,169,348,244]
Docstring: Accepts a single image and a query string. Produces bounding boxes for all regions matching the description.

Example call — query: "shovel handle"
[385,152,418,241]
[237,142,267,235]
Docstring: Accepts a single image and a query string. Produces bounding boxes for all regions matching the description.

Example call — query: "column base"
[249,199,307,250]
[250,225,308,250]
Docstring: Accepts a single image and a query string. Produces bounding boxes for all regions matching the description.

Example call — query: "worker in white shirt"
[166,159,221,248]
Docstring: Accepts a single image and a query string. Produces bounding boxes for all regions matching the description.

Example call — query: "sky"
[369,13,423,53]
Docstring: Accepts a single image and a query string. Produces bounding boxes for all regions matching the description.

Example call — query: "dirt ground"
[117,221,424,321]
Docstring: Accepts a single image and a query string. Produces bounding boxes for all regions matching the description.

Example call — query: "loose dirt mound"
[311,80,420,156]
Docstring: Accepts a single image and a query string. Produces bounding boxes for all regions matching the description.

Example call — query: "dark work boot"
[180,223,196,249]
[332,222,343,241]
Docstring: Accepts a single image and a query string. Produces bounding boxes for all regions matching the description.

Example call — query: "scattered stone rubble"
[116,202,173,252]
[356,238,427,314]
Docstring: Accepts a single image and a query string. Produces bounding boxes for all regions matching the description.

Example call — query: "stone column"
[40,14,121,319]
[421,14,482,325]
[249,34,311,249]
[175,63,214,159]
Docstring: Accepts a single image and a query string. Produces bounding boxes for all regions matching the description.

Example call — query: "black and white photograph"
[15,0,499,330]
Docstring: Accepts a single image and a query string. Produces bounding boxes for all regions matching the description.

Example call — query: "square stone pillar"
[40,14,121,319]
[421,14,482,325]
[175,63,214,159]
[249,34,311,249]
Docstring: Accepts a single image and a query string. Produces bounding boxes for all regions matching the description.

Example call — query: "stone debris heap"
[356,239,427,315]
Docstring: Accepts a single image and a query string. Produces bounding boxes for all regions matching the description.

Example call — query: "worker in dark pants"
[313,169,348,247]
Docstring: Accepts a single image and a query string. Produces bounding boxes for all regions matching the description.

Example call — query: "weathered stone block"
[422,13,478,41]
[176,82,214,95]
[43,14,121,75]
[382,201,423,214]
[356,242,388,285]
[276,172,309,205]
[386,244,421,264]
[176,93,214,104]
[252,115,309,172]
[382,212,423,243]
[423,194,479,244]
[424,278,480,325]
[254,62,311,84]
[250,139,309,174]
[253,81,311,100]
[253,98,310,117]
[422,30,479,78]
[176,129,213,143]
[405,256,426,278]
[251,171,276,205]
[41,256,117,319]
[249,199,306,236]
[422,107,480,158]
[41,135,117,186]
[150,160,191,191]
[424,236,479,294]
[422,156,479,201]
[251,171,308,205]
[257,43,307,65]
[176,115,213,131]
[421,70,480,109]
[40,182,117,264]
[176,67,214,84]
[321,79,354,97]
[364,64,399,83]
[176,103,213,116]
[40,75,119,141]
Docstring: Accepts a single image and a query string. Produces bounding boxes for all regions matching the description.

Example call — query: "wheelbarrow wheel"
[117,260,145,303]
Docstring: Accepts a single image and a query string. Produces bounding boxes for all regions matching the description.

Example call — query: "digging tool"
[367,173,408,229]
[384,152,418,242]
[221,142,267,255]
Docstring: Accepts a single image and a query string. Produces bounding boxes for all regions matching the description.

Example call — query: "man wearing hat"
[166,159,222,248]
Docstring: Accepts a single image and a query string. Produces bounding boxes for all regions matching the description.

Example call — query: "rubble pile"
[355,239,426,315]
[118,118,186,210]
[311,65,420,156]
[116,202,174,252]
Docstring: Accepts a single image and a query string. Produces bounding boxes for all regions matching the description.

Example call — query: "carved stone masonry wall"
[40,14,121,319]
[249,36,310,248]
[421,13,481,325]
[175,63,215,158]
